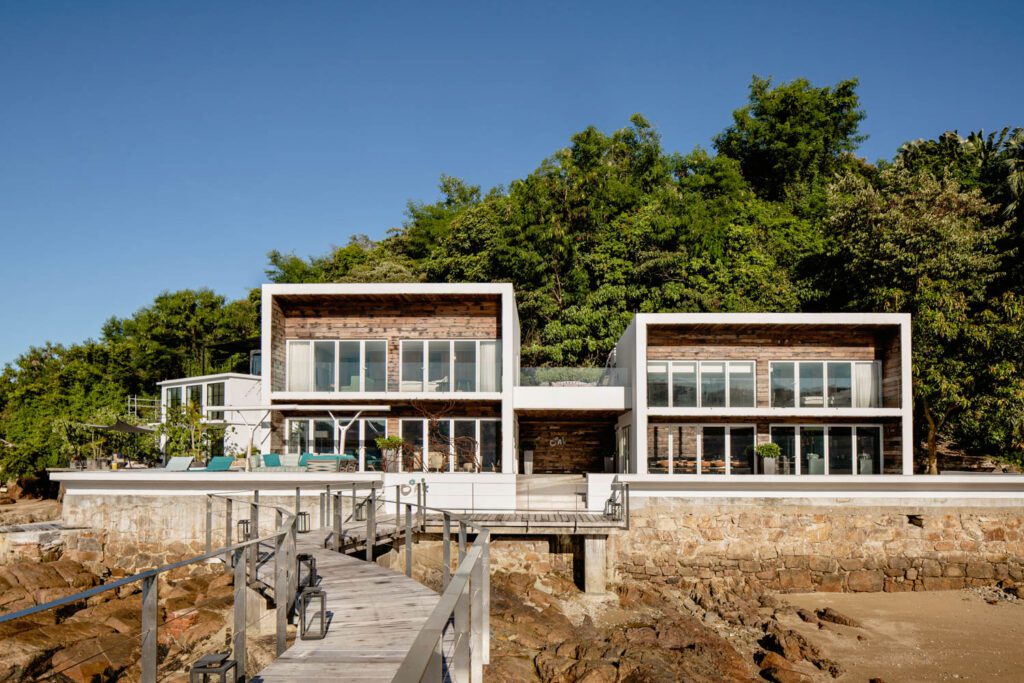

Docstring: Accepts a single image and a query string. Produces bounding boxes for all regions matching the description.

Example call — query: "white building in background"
[157,373,268,456]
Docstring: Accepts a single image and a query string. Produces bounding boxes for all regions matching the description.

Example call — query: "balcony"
[515,367,630,412]
[518,367,630,387]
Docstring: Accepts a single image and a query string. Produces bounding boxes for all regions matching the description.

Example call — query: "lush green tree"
[714,76,866,206]
[826,166,1011,472]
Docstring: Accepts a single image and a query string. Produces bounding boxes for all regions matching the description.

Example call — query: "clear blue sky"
[2,1,1022,366]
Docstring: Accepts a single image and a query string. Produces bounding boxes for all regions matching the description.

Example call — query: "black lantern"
[299,587,327,640]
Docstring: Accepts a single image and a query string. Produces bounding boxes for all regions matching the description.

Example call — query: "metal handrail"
[0,491,298,683]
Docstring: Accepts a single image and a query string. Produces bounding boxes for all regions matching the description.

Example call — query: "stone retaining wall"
[611,498,1024,592]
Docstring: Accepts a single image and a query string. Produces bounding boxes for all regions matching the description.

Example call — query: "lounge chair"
[191,456,235,472]
[260,453,282,468]
[305,455,342,472]
[164,456,194,472]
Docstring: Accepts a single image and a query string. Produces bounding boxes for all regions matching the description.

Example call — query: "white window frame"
[768,424,884,475]
[285,339,388,393]
[399,339,501,394]
[284,416,389,471]
[769,360,882,409]
[650,423,758,474]
[647,360,757,408]
[399,417,501,472]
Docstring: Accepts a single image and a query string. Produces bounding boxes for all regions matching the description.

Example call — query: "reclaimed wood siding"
[647,328,896,408]
[279,297,501,392]
[880,329,902,409]
[270,299,287,392]
[518,419,616,474]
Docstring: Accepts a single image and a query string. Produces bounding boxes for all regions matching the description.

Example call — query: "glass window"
[648,424,671,473]
[364,341,387,391]
[364,420,386,471]
[771,426,797,475]
[671,362,697,407]
[165,386,182,408]
[480,421,500,472]
[728,362,755,407]
[454,341,477,392]
[828,426,853,474]
[206,382,225,420]
[427,420,452,472]
[208,430,225,457]
[856,427,881,474]
[647,362,669,407]
[249,351,262,376]
[800,426,826,475]
[827,362,852,408]
[338,341,361,392]
[701,427,726,474]
[339,420,360,457]
[313,419,335,454]
[854,362,880,408]
[187,384,202,407]
[770,363,795,408]
[401,420,425,470]
[453,420,477,471]
[799,362,824,407]
[287,420,309,454]
[700,362,726,408]
[314,341,336,392]
[287,341,312,392]
[428,341,451,392]
[479,341,501,392]
[401,341,424,391]
[729,427,756,475]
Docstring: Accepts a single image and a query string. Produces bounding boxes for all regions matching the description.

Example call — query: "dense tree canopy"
[2,75,1022,477]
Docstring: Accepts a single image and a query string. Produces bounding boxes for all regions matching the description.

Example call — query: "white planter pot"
[762,459,777,475]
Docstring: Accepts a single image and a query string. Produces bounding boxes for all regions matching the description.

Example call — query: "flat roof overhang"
[513,386,629,412]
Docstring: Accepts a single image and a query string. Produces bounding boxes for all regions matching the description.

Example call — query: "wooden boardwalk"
[251,528,439,683]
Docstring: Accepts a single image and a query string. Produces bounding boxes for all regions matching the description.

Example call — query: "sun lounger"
[190,456,235,472]
[164,456,194,471]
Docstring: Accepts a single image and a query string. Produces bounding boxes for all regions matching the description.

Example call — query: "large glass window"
[287,420,309,454]
[454,420,477,471]
[165,386,182,408]
[454,341,477,392]
[728,361,755,407]
[770,426,797,475]
[799,362,824,407]
[364,341,387,391]
[480,421,500,472]
[648,424,672,473]
[364,420,386,471]
[770,362,796,408]
[314,341,335,392]
[729,427,756,475]
[700,363,726,407]
[187,384,202,407]
[287,341,312,391]
[402,420,425,470]
[827,426,853,474]
[701,427,726,474]
[206,382,225,420]
[339,341,361,392]
[312,419,335,454]
[800,426,826,475]
[827,362,852,408]
[671,362,697,407]
[856,427,881,474]
[647,362,669,407]
[479,341,501,392]
[428,341,450,392]
[854,362,880,408]
[401,341,425,391]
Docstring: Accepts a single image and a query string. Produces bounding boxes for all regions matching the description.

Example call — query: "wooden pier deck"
[251,528,439,683]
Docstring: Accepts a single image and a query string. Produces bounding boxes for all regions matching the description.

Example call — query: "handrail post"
[482,531,490,664]
[442,513,451,591]
[624,482,630,529]
[274,510,287,656]
[334,491,343,552]
[471,553,483,683]
[225,498,233,564]
[288,508,298,616]
[140,573,158,683]
[405,503,413,578]
[458,520,467,563]
[453,579,470,680]
[295,486,301,517]
[325,484,332,529]
[419,481,426,529]
[205,494,212,554]
[232,546,247,681]
[366,486,376,562]
[395,484,400,525]
[319,491,326,530]
[249,491,259,584]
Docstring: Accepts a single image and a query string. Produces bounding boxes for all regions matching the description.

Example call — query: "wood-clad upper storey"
[269,293,503,393]
[646,323,903,408]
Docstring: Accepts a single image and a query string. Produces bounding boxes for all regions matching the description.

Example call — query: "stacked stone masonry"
[611,498,1024,593]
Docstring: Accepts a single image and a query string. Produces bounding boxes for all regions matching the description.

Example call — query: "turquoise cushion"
[206,456,235,472]
[262,453,281,468]
[306,455,341,464]
[299,452,314,467]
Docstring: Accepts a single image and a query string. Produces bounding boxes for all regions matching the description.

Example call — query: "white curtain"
[287,342,311,391]
[854,362,879,407]
[479,341,500,392]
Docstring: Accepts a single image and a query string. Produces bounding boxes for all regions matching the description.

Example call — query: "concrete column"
[583,535,607,594]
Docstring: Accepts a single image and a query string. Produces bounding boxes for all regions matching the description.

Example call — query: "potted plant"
[756,442,782,475]
[375,436,405,472]
[806,452,825,474]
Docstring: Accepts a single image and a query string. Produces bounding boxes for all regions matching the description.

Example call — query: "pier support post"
[583,535,607,594]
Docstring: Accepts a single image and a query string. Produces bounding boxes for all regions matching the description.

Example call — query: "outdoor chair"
[190,456,235,472]
[164,456,194,472]
[261,453,282,468]
[305,455,342,472]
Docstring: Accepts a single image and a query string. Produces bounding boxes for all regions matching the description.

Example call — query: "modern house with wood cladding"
[249,283,913,478]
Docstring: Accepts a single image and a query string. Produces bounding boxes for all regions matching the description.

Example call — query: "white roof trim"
[228,404,392,412]
[158,373,260,386]
[263,282,514,296]
[638,312,909,326]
